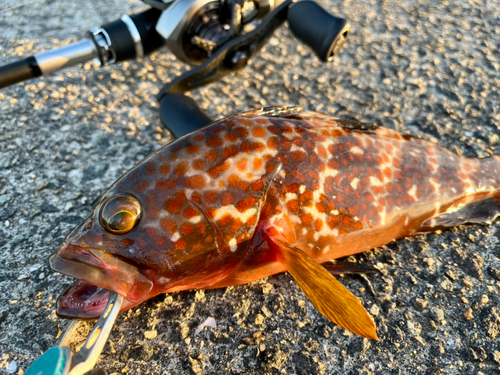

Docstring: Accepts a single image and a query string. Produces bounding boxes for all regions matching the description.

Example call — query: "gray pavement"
[1,0,500,374]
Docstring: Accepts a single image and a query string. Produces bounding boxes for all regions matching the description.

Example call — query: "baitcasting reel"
[0,0,350,137]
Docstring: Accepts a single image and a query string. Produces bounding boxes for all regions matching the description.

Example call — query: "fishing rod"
[0,0,350,138]
[3,0,351,373]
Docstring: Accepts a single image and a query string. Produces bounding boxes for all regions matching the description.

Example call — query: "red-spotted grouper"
[50,106,500,340]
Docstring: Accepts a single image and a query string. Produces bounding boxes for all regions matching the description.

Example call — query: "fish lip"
[49,243,153,303]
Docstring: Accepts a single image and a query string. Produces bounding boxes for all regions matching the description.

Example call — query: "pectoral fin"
[269,238,378,340]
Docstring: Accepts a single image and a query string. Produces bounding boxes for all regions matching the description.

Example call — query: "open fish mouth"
[49,244,153,319]
[55,281,120,319]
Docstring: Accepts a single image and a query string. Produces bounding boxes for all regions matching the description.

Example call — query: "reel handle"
[160,94,213,138]
[287,1,350,62]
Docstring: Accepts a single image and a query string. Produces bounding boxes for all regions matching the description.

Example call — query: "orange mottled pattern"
[94,106,500,290]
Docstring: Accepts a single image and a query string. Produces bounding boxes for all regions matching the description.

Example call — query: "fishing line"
[0,0,40,13]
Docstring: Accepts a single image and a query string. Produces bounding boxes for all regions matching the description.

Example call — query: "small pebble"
[0,194,11,205]
[376,294,391,303]
[241,336,254,346]
[430,307,444,322]
[445,270,457,280]
[36,182,50,191]
[411,298,428,311]
[254,314,265,325]
[423,258,435,267]
[194,317,216,336]
[463,308,473,320]
[261,305,272,318]
[480,295,489,305]
[369,304,380,317]
[144,330,157,340]
[253,331,264,342]
[6,360,16,374]
[492,351,500,365]
[462,277,473,288]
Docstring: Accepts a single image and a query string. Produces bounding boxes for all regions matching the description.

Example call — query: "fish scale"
[50,106,500,339]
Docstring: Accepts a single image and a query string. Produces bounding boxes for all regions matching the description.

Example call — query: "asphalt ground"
[1,0,500,374]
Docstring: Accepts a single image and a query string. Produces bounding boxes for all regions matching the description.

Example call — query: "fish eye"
[99,194,141,234]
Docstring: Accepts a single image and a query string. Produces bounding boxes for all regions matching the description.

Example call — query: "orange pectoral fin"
[269,238,378,340]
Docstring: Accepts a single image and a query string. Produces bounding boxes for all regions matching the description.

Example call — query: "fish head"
[50,129,269,319]
[49,190,159,319]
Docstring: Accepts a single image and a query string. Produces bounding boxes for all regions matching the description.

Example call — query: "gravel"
[1,0,500,374]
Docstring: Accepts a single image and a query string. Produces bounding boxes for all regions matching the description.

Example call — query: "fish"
[49,106,500,340]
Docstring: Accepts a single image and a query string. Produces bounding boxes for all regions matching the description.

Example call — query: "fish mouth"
[49,243,154,319]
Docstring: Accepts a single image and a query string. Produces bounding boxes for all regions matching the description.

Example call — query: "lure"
[50,106,500,340]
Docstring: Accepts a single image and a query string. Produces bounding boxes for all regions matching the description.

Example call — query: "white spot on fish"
[351,178,359,190]
[290,144,304,152]
[229,238,237,252]
[213,206,257,224]
[407,184,417,199]
[189,215,201,224]
[369,176,383,187]
[350,146,363,155]
[430,179,441,194]
[171,232,180,242]
[379,207,387,226]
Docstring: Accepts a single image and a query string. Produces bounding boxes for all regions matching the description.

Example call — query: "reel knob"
[160,94,213,138]
[287,1,350,62]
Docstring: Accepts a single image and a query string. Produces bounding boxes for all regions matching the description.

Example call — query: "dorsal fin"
[231,106,304,119]
[336,118,378,131]
[230,106,379,132]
